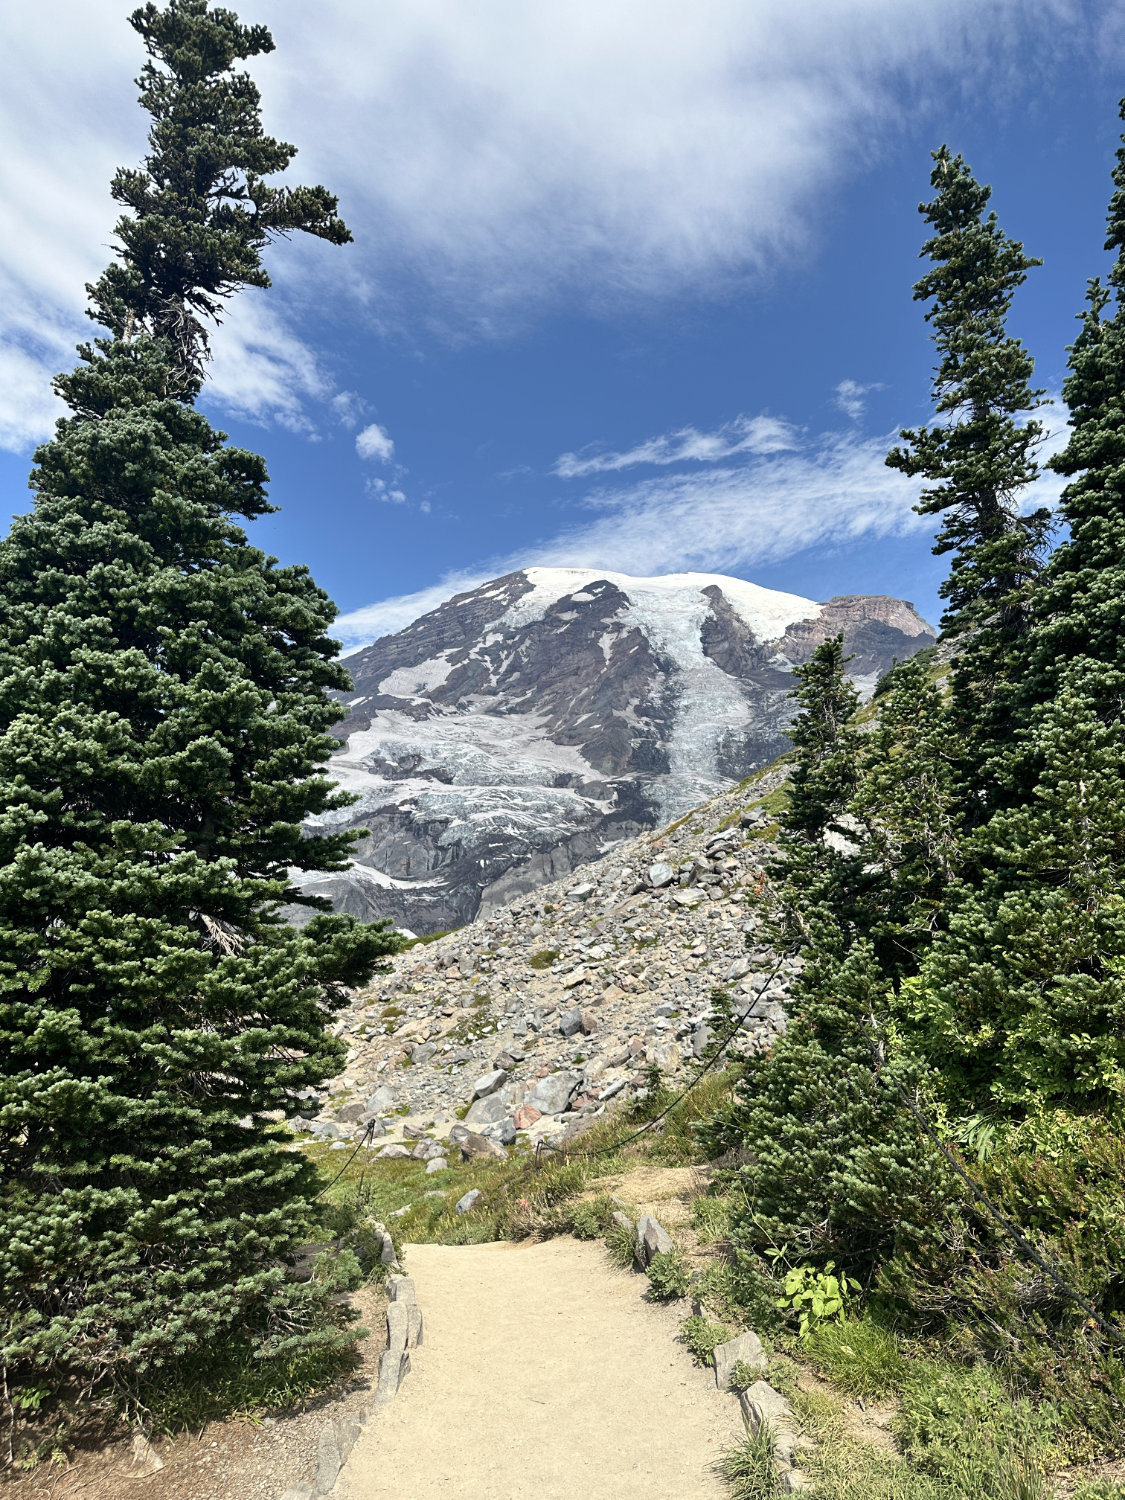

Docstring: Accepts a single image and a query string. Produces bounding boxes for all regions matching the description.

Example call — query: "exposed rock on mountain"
[299,568,933,934]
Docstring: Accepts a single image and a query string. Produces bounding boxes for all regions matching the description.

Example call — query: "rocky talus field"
[293,766,794,1163]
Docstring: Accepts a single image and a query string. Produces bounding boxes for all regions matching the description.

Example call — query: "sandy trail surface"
[334,1237,742,1500]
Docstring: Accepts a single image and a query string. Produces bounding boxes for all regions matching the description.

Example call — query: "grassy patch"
[719,1424,784,1499]
[805,1316,911,1399]
[528,949,560,969]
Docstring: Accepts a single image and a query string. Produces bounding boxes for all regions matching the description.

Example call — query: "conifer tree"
[0,0,399,1410]
[769,636,863,951]
[714,640,942,1274]
[911,106,1125,1115]
[886,148,1051,783]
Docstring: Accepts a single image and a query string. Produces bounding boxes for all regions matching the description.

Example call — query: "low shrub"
[681,1313,732,1365]
[646,1249,690,1300]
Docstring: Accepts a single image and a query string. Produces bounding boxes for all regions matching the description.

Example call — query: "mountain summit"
[297,568,934,933]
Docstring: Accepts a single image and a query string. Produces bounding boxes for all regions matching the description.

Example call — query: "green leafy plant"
[729,1359,762,1394]
[774,1259,859,1341]
[646,1249,690,1301]
[680,1314,733,1365]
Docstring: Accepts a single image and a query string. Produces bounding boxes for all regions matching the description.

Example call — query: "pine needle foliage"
[0,0,401,1416]
[886,147,1052,779]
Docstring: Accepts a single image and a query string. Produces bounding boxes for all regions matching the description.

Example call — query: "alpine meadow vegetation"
[0,0,402,1434]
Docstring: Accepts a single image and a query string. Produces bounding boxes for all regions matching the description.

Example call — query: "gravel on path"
[333,1237,742,1500]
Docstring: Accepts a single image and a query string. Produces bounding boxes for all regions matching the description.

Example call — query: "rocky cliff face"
[297,568,933,933]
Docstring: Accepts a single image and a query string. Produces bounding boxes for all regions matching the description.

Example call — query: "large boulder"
[465,1092,509,1126]
[525,1071,581,1115]
[472,1068,508,1099]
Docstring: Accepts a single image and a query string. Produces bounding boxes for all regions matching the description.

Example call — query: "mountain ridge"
[295,568,934,933]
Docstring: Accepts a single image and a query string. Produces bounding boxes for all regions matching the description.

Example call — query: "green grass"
[805,1316,911,1399]
[402,926,463,948]
[691,1193,733,1244]
[719,1424,784,1499]
[528,948,560,969]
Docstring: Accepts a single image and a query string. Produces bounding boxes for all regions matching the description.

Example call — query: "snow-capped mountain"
[295,568,934,934]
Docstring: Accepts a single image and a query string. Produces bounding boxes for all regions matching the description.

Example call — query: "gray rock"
[379,1229,398,1267]
[713,1329,767,1389]
[479,1117,517,1145]
[335,1101,364,1123]
[739,1380,792,1437]
[411,1042,437,1065]
[386,1299,410,1352]
[337,1411,363,1463]
[387,1275,416,1304]
[566,882,597,901]
[646,861,676,889]
[366,1084,395,1112]
[634,1214,675,1269]
[374,1347,410,1404]
[525,1070,581,1115]
[598,1078,627,1101]
[315,1425,341,1493]
[726,957,752,982]
[310,1121,346,1141]
[611,1209,634,1234]
[459,1132,505,1161]
[472,1067,508,1099]
[558,1006,584,1037]
[455,1188,483,1214]
[672,887,705,908]
[411,1141,430,1159]
[376,1143,413,1159]
[407,1305,424,1349]
[465,1092,509,1126]
[425,1156,448,1173]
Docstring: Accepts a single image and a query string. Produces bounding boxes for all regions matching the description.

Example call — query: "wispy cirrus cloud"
[833,379,885,421]
[553,414,797,478]
[335,398,1074,650]
[0,0,1089,450]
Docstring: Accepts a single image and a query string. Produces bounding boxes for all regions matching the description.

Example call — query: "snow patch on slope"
[501,567,820,643]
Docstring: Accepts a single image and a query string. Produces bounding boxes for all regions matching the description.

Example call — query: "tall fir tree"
[710,641,943,1277]
[886,148,1051,786]
[911,104,1125,1117]
[0,0,400,1410]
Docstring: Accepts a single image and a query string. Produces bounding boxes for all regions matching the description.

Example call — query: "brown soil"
[4,1287,386,1500]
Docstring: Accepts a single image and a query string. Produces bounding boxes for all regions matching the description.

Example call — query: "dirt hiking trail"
[333,1237,743,1500]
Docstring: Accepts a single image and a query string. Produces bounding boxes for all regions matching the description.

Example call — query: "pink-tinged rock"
[579,1012,598,1035]
[512,1104,542,1129]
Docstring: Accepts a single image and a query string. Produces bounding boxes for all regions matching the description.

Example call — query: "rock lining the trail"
[275,1275,423,1499]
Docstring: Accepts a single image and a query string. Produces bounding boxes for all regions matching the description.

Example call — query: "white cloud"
[337,571,494,650]
[833,379,884,421]
[553,414,797,478]
[356,423,396,463]
[335,402,1076,649]
[366,476,407,504]
[331,390,369,428]
[0,0,1087,445]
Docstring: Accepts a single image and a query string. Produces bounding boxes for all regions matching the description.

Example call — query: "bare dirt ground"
[4,1287,386,1500]
[333,1237,744,1500]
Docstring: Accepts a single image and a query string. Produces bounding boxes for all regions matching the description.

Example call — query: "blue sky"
[2,1,1122,647]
